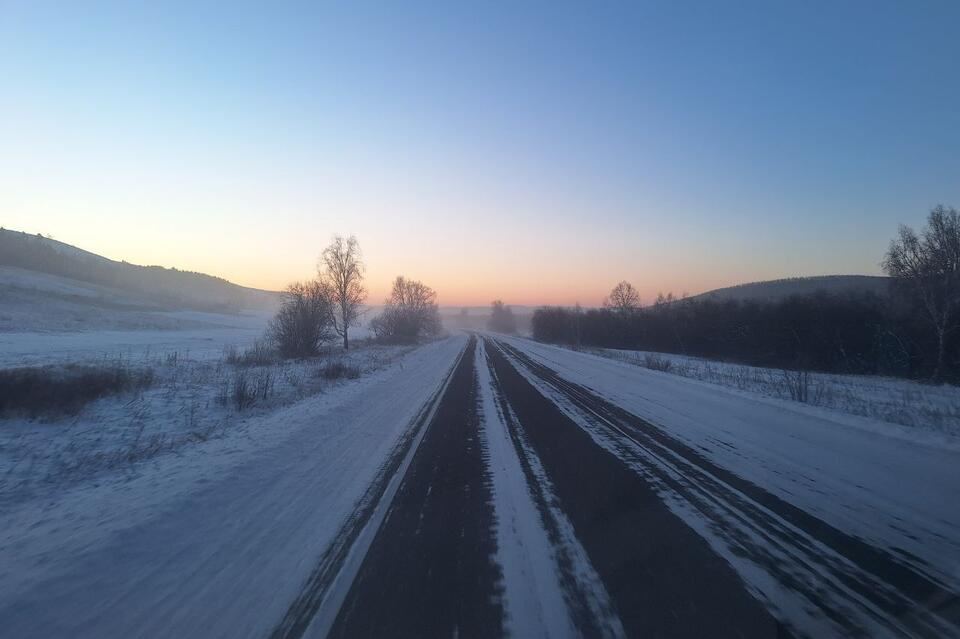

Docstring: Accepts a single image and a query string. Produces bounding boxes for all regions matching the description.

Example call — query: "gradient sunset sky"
[2,1,958,306]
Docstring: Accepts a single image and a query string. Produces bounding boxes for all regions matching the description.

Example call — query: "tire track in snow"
[498,339,960,638]
[476,337,623,639]
[485,337,785,638]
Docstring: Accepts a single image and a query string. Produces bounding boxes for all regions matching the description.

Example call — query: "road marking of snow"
[479,338,626,639]
[475,338,578,638]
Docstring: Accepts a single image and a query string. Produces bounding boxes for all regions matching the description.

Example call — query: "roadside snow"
[0,341,414,505]
[597,347,960,437]
[0,335,466,639]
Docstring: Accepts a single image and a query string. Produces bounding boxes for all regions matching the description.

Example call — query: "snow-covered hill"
[0,229,281,333]
[0,228,281,319]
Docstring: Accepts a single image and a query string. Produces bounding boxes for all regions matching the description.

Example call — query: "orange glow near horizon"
[4,220,820,309]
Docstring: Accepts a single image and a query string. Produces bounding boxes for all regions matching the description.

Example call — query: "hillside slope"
[0,229,279,315]
[693,275,889,303]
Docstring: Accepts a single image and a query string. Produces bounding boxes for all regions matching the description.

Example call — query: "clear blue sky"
[2,1,957,304]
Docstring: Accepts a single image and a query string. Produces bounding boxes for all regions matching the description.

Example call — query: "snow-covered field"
[0,338,413,506]
[0,335,467,638]
[0,266,275,334]
[0,263,454,636]
[0,273,387,506]
[592,347,960,440]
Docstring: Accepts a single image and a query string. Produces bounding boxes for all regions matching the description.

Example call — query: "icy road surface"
[2,333,958,638]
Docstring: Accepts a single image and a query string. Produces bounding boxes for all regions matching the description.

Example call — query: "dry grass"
[0,364,154,418]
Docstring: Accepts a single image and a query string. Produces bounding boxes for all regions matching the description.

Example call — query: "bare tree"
[883,205,960,381]
[604,281,641,314]
[488,300,517,334]
[319,235,366,350]
[655,291,676,307]
[268,281,334,358]
[370,276,441,342]
[566,302,583,350]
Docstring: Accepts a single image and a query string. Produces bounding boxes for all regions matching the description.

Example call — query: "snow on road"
[0,335,467,639]
[5,329,957,638]
[501,336,960,592]
[475,338,577,638]
[494,335,960,636]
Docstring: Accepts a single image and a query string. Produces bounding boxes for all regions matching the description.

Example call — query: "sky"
[1,1,958,306]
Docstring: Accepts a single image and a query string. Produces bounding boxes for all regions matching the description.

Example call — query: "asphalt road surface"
[277,335,960,638]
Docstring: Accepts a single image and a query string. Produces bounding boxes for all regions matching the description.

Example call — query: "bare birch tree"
[319,235,366,350]
[883,205,960,381]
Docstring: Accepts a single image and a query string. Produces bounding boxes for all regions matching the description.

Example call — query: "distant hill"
[692,275,889,303]
[0,228,279,313]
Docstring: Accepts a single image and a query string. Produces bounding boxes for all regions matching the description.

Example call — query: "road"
[3,333,958,638]
[287,334,960,638]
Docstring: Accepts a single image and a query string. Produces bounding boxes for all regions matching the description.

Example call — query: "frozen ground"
[0,266,276,334]
[0,338,412,506]
[592,347,960,440]
[0,308,375,367]
[2,325,957,637]
[0,335,467,638]
[0,267,392,506]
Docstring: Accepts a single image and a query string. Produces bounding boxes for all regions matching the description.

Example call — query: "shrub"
[269,281,335,358]
[0,364,154,418]
[643,354,673,373]
[225,340,278,367]
[219,369,274,411]
[316,359,362,380]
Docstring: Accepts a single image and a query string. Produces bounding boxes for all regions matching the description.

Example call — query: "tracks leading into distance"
[275,334,960,638]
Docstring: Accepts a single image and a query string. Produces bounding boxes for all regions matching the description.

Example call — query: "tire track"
[479,338,626,638]
[496,338,960,637]
[484,337,788,638]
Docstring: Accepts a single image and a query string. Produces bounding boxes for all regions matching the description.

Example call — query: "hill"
[692,275,889,303]
[0,229,278,314]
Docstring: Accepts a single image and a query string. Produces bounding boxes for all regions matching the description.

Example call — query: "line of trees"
[532,206,960,383]
[269,235,368,357]
[269,235,443,357]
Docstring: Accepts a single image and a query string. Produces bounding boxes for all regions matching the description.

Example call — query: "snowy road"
[296,335,959,638]
[487,338,960,637]
[3,333,958,637]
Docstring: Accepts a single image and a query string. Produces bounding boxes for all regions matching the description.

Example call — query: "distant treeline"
[532,291,959,381]
[0,229,273,313]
